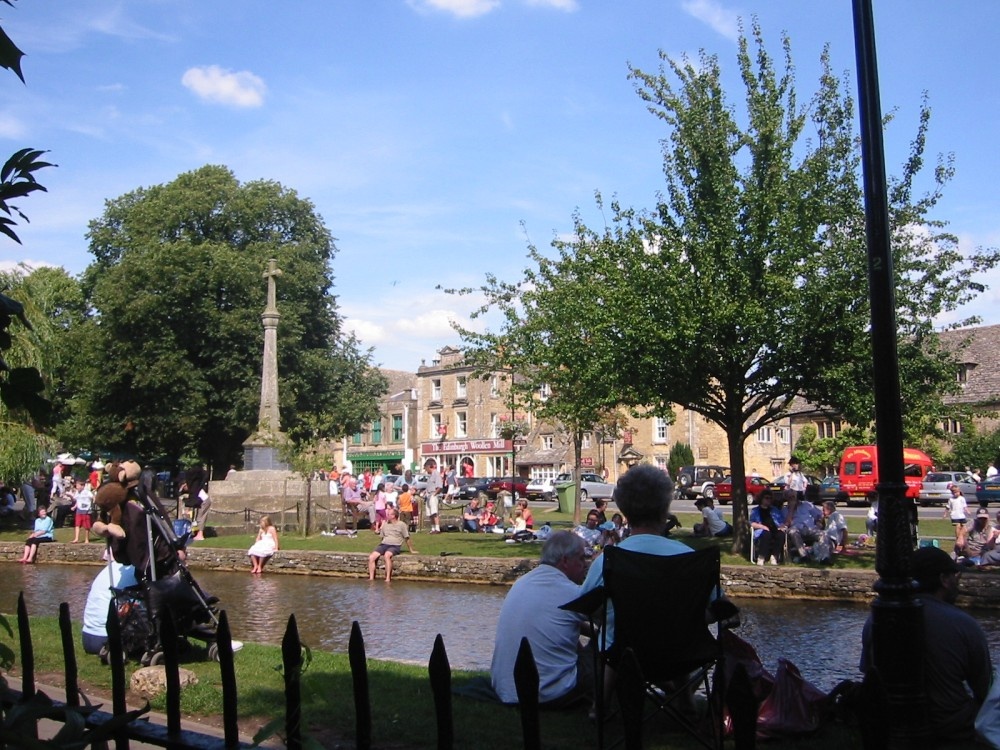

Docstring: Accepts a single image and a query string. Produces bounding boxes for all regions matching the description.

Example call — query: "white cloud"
[181,65,266,108]
[406,0,501,18]
[681,0,740,42]
[0,114,27,139]
[524,0,579,10]
[0,259,59,274]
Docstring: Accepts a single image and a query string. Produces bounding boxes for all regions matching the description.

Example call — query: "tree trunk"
[727,428,749,556]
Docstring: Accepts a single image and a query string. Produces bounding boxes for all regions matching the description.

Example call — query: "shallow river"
[3,563,998,693]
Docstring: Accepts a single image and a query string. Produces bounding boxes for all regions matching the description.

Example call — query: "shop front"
[345,450,405,474]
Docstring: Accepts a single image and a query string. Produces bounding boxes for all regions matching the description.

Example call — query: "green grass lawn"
[0,508,961,569]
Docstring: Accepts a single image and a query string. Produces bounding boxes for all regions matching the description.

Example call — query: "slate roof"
[379,369,417,401]
[938,324,1000,406]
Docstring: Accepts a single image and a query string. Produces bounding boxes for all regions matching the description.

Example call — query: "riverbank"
[5,540,1000,608]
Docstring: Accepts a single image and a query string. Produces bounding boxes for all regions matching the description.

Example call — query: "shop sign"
[419,438,510,454]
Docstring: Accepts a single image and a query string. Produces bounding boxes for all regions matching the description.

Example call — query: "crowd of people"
[749,487,851,565]
[4,458,215,565]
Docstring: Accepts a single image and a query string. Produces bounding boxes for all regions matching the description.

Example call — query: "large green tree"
[463,22,999,554]
[72,165,385,472]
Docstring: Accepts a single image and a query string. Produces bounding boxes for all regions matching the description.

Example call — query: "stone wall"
[6,542,1000,608]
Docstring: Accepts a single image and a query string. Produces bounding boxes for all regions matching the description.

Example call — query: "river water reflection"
[4,563,998,692]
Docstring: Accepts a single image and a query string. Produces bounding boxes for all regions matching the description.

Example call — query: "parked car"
[553,472,615,502]
[976,475,1000,506]
[676,465,730,500]
[819,475,841,503]
[486,476,529,501]
[715,475,771,505]
[919,471,978,506]
[767,474,823,496]
[525,476,556,501]
[456,477,492,502]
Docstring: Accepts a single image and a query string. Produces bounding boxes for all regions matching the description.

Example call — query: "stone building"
[406,346,792,482]
[338,369,419,474]
[786,323,1000,471]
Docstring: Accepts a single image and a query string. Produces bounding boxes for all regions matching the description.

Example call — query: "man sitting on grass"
[491,531,592,707]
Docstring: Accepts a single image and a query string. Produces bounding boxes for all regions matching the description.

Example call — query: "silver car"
[554,471,615,502]
[919,471,978,506]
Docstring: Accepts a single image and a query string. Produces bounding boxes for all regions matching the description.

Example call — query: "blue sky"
[2,0,998,372]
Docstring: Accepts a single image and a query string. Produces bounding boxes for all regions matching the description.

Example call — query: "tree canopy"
[455,21,999,553]
[66,165,385,471]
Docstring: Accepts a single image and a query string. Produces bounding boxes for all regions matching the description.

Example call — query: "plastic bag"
[755,658,829,739]
[975,669,1000,748]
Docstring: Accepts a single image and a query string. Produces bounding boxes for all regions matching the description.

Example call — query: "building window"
[957,364,971,384]
[391,414,403,442]
[756,426,773,444]
[943,418,963,435]
[371,419,382,444]
[654,417,668,444]
[431,413,443,438]
[455,411,468,437]
[541,435,554,450]
[490,413,500,438]
[457,376,467,399]
[352,430,363,445]
[432,379,442,401]
[538,383,551,401]
[776,426,790,444]
[490,376,501,398]
[816,420,841,439]
[582,432,592,449]
[655,456,668,472]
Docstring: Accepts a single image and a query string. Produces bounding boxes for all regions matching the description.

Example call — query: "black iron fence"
[2,592,763,749]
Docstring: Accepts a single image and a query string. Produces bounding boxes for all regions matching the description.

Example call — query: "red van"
[838,445,934,504]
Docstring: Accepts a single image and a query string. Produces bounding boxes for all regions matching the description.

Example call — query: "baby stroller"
[103,469,224,665]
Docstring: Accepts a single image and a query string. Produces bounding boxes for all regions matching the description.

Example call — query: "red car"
[715,475,771,505]
[486,476,529,501]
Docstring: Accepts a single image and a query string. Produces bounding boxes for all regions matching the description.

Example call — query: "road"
[528,493,956,523]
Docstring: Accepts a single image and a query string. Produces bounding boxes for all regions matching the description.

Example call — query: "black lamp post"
[852,1,926,745]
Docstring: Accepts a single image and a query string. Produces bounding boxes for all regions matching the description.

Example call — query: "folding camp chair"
[565,545,728,750]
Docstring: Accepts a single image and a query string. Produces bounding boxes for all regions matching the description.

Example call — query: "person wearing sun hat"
[860,546,991,743]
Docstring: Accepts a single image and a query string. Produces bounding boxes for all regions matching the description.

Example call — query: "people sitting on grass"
[693,496,733,538]
[481,501,501,533]
[750,490,786,566]
[783,487,822,562]
[958,507,1000,566]
[573,510,603,551]
[821,500,848,554]
[518,498,534,529]
[491,531,592,707]
[462,497,483,532]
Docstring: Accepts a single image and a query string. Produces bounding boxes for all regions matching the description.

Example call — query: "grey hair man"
[490,530,593,706]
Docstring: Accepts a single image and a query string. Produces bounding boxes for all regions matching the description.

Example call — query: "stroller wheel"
[98,645,110,665]
[149,651,165,667]
[207,643,220,662]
